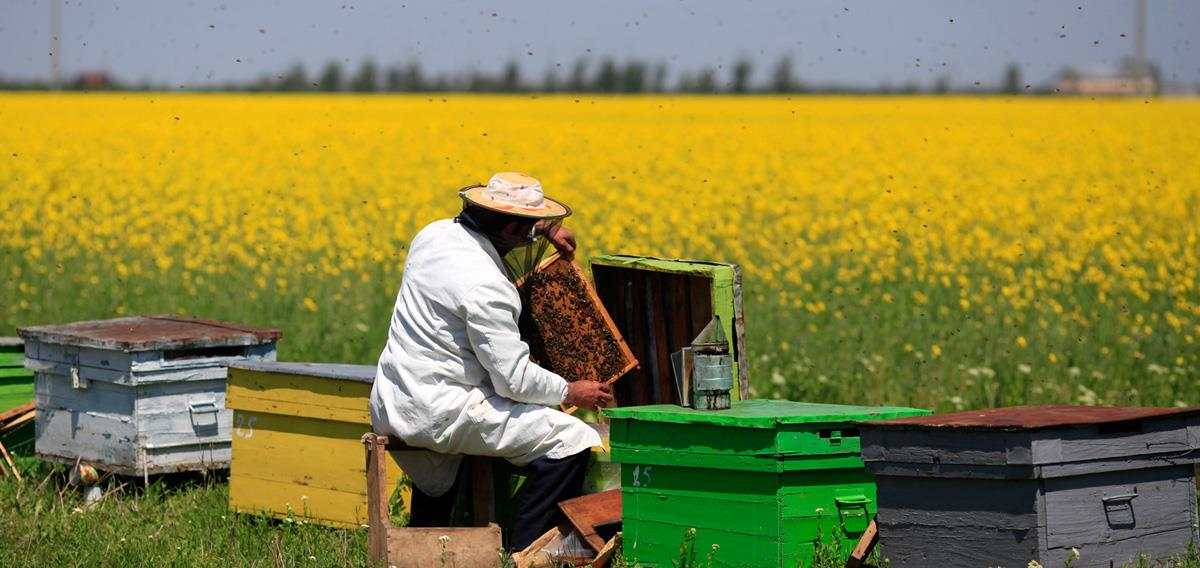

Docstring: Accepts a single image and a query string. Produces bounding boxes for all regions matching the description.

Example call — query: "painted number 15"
[631,465,652,487]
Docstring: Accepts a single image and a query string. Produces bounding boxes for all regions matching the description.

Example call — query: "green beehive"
[605,400,930,567]
[0,337,35,456]
[0,338,33,408]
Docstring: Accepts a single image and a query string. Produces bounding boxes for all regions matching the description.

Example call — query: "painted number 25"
[235,413,256,439]
[632,465,652,487]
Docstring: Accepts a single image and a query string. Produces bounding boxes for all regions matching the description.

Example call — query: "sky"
[1,0,1198,90]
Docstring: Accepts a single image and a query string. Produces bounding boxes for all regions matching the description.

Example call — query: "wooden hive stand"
[362,433,503,568]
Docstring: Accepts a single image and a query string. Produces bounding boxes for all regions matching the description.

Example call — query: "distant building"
[1056,62,1156,96]
[73,71,112,90]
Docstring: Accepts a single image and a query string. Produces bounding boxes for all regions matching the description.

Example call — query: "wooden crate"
[226,361,410,528]
[18,316,279,477]
[859,405,1200,568]
[605,400,929,567]
[363,433,502,568]
[590,255,748,406]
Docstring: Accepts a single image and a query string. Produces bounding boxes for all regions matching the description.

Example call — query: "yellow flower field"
[1,93,1197,411]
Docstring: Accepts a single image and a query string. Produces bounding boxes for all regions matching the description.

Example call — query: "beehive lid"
[604,399,930,429]
[860,404,1200,431]
[18,315,281,352]
[227,361,375,383]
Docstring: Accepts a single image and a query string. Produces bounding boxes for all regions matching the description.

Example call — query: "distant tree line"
[242,56,808,94]
[0,57,1067,94]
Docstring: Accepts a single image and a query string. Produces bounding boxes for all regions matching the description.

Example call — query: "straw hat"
[459,172,572,219]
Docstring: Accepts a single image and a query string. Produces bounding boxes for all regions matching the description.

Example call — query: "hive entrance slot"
[163,345,247,361]
[820,428,860,439]
[1097,420,1145,435]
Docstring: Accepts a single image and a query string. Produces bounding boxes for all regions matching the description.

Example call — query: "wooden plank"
[0,410,35,435]
[470,456,496,526]
[640,272,663,405]
[730,264,750,399]
[227,361,375,383]
[364,433,392,565]
[592,533,620,568]
[687,275,714,339]
[385,525,503,568]
[557,488,621,552]
[230,413,408,513]
[513,524,568,568]
[30,360,231,387]
[17,315,280,352]
[0,438,19,481]
[664,273,694,357]
[226,370,372,424]
[225,389,367,424]
[844,518,878,568]
[132,343,277,373]
[35,406,138,469]
[624,269,650,406]
[230,412,374,492]
[649,274,675,405]
[230,473,370,528]
[0,402,34,425]
[141,442,229,472]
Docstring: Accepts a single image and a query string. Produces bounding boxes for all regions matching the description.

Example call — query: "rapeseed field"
[1,93,1197,412]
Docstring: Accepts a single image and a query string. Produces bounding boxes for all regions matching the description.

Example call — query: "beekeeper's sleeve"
[462,278,570,407]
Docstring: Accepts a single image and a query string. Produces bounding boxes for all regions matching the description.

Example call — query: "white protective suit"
[370,218,601,497]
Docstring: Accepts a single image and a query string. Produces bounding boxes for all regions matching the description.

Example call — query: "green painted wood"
[610,418,877,463]
[0,367,34,379]
[611,447,867,472]
[605,399,930,428]
[0,344,25,368]
[608,399,928,566]
[0,376,34,412]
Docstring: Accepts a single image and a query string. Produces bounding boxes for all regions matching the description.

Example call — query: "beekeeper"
[370,172,614,551]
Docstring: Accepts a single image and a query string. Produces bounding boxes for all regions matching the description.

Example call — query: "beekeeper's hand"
[537,221,576,259]
[565,381,613,409]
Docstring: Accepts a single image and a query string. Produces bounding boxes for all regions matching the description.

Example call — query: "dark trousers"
[409,449,592,552]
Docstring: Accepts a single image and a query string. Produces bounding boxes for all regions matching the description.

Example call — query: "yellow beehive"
[226,361,410,528]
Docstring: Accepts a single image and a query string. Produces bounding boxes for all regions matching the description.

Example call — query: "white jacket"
[370,219,601,497]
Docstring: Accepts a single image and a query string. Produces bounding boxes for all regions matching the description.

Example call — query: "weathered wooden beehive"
[858,405,1200,568]
[18,316,279,477]
[225,361,410,527]
[590,255,749,406]
[605,400,930,567]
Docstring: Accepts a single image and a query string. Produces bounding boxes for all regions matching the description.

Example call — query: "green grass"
[0,461,366,567]
[2,460,1198,567]
[749,259,1197,413]
[2,228,1197,416]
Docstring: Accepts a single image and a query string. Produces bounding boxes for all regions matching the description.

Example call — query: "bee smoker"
[672,316,734,411]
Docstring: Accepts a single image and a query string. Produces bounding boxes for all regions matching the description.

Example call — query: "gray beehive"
[18,315,280,477]
[859,405,1200,568]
